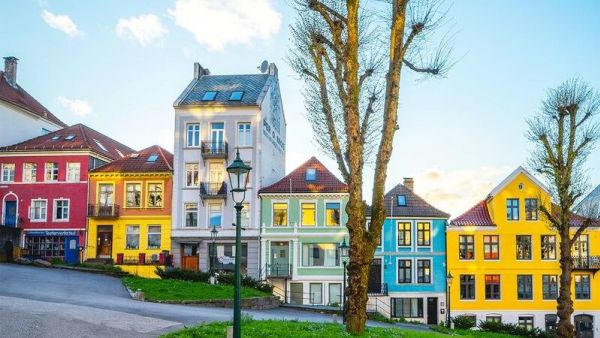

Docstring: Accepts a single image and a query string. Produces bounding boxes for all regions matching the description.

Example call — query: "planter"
[116,253,124,265]
[138,253,146,264]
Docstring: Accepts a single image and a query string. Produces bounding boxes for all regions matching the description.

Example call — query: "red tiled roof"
[367,184,450,218]
[0,123,135,161]
[0,71,67,128]
[450,200,495,226]
[91,145,173,173]
[259,157,348,194]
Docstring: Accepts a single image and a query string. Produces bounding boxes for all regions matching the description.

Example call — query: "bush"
[218,272,273,293]
[155,267,211,282]
[453,315,476,329]
[478,320,557,338]
[50,257,64,265]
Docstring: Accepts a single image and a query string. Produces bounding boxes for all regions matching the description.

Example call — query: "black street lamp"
[339,238,349,323]
[226,148,251,338]
[446,272,454,328]
[210,224,218,276]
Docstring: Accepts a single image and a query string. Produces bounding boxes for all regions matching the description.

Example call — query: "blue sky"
[1,0,599,217]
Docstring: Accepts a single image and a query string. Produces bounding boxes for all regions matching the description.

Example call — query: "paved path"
[0,264,406,337]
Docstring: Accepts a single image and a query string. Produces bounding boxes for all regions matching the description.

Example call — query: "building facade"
[86,145,173,278]
[0,57,67,146]
[448,167,600,336]
[370,179,449,324]
[259,157,349,306]
[0,124,133,263]
[171,62,286,278]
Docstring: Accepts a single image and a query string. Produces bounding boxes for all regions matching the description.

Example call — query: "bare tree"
[288,0,452,333]
[528,79,600,338]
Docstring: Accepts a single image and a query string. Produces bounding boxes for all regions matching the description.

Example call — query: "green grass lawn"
[122,276,270,301]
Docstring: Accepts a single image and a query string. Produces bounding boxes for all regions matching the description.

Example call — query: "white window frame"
[125,224,140,250]
[416,258,433,284]
[53,198,70,222]
[324,199,342,227]
[23,163,37,182]
[300,201,317,227]
[1,163,15,182]
[66,162,80,182]
[29,199,48,222]
[45,162,59,182]
[271,201,289,227]
[147,225,161,250]
[184,202,199,228]
[185,163,199,187]
[186,123,200,148]
[237,122,252,147]
[208,203,223,229]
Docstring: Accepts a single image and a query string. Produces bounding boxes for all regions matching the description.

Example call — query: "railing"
[265,264,292,278]
[572,256,600,270]
[201,141,228,158]
[200,182,227,198]
[273,285,332,307]
[367,283,388,296]
[87,204,120,218]
[115,252,172,266]
[367,297,392,319]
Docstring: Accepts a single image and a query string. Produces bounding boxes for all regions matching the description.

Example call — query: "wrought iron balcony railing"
[572,256,600,271]
[367,283,388,296]
[265,264,292,278]
[201,141,228,159]
[200,182,227,199]
[88,204,120,218]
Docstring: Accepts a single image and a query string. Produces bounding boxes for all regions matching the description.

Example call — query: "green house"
[259,157,349,306]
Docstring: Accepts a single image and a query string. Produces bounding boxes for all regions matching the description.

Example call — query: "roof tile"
[177,74,271,106]
[369,184,450,219]
[450,200,495,226]
[91,145,173,173]
[259,157,347,194]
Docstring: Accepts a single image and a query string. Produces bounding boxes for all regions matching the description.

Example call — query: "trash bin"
[138,253,146,265]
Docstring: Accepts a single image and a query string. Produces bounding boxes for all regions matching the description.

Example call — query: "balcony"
[201,141,228,159]
[572,256,600,272]
[200,182,227,200]
[367,283,388,296]
[88,204,120,218]
[265,264,292,278]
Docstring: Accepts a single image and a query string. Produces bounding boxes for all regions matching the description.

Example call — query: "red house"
[0,124,134,263]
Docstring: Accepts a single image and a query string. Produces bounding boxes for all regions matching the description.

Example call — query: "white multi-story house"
[0,57,67,146]
[171,62,286,278]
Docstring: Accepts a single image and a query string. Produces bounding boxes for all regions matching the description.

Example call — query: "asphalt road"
[0,264,383,337]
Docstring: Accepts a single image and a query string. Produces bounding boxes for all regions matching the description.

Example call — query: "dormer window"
[202,91,217,101]
[229,91,244,101]
[306,168,316,181]
[51,135,60,141]
[93,139,108,152]
[147,154,159,162]
[396,194,407,207]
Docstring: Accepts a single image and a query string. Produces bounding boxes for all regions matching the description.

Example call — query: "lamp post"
[210,224,218,277]
[226,149,251,338]
[446,272,454,328]
[339,238,349,323]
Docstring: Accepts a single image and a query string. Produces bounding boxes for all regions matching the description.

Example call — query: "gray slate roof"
[368,184,450,219]
[175,74,271,106]
[576,184,600,216]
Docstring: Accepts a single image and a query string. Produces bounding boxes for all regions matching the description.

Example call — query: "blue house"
[368,178,449,325]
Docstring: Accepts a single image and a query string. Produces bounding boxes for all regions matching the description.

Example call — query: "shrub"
[453,315,476,329]
[478,320,557,338]
[50,257,64,265]
[218,272,273,293]
[155,267,211,282]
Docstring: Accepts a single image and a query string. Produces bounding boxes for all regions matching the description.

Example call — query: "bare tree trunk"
[557,232,574,338]
[345,251,370,333]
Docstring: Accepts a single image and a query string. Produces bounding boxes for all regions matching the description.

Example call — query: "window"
[417,222,431,246]
[30,200,47,221]
[98,184,114,206]
[147,183,163,207]
[1,163,15,182]
[396,195,407,206]
[64,134,75,140]
[516,235,532,260]
[518,316,534,331]
[460,275,476,300]
[186,123,200,147]
[391,298,423,318]
[309,283,323,304]
[459,235,475,260]
[301,203,316,226]
[229,91,244,101]
[397,259,412,283]
[25,235,65,258]
[525,198,538,220]
[147,225,161,249]
[185,163,199,187]
[305,168,316,181]
[325,202,341,226]
[210,243,248,274]
[272,203,287,226]
[541,235,556,260]
[329,283,342,305]
[237,122,251,146]
[125,225,140,249]
[54,199,69,221]
[209,204,222,228]
[241,203,250,227]
[66,163,80,182]
[302,243,339,267]
[545,314,558,332]
[45,162,58,181]
[51,135,60,140]
[486,316,502,323]
[416,259,431,284]
[517,275,533,300]
[184,203,198,227]
[147,154,159,162]
[485,275,501,300]
[202,91,217,101]
[23,163,37,182]
[506,198,519,220]
[125,183,141,207]
[575,275,591,299]
[397,222,411,246]
[484,235,500,260]
[572,234,589,258]
[94,139,108,152]
[542,275,558,300]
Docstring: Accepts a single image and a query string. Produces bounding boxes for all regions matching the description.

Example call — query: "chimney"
[193,62,210,79]
[403,177,414,191]
[3,56,18,86]
[268,62,278,76]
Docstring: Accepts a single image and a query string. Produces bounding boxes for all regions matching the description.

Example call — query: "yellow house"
[86,145,173,278]
[447,167,599,335]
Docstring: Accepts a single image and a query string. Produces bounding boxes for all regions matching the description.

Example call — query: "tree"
[528,79,600,338]
[288,0,452,333]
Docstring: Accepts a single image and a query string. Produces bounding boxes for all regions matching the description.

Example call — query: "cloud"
[168,0,281,51]
[57,96,92,116]
[413,166,512,218]
[41,10,83,37]
[116,14,168,46]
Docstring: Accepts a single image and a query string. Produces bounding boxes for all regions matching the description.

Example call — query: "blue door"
[4,201,16,227]
[64,236,79,264]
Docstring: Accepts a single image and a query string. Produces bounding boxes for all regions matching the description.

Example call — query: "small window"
[94,139,108,152]
[51,135,61,140]
[306,168,316,181]
[147,154,159,162]
[116,149,125,158]
[64,135,75,140]
[397,195,407,206]
[229,91,244,101]
[202,91,217,101]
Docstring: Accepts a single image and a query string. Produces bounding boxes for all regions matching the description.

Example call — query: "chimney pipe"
[268,63,278,76]
[403,177,414,191]
[193,62,210,79]
[3,56,18,87]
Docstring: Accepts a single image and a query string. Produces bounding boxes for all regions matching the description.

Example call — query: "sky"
[1,0,599,218]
